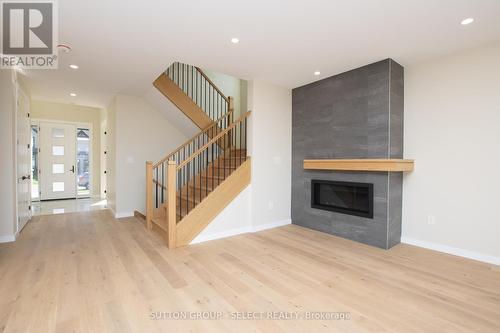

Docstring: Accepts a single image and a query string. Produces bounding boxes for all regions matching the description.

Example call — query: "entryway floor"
[31,197,107,216]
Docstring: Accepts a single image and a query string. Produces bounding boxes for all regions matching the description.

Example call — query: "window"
[31,125,39,200]
[52,182,65,192]
[52,128,65,138]
[77,128,91,196]
[52,145,64,156]
[52,164,64,174]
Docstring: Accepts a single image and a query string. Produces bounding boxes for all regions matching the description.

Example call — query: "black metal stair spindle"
[161,162,164,204]
[205,143,208,198]
[187,145,190,214]
[239,122,242,165]
[209,85,212,119]
[196,70,199,106]
[180,149,183,219]
[155,167,159,209]
[198,136,201,203]
[192,157,195,209]
[211,132,215,189]
[190,65,193,100]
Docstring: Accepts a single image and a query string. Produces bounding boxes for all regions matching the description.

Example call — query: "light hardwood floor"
[1,210,499,332]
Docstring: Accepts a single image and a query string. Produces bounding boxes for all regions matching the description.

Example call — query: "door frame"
[14,79,32,234]
[31,118,94,200]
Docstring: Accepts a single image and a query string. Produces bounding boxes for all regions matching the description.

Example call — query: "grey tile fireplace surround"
[291,59,404,249]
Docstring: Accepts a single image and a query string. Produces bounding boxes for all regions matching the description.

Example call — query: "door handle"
[20,175,31,181]
[70,165,75,173]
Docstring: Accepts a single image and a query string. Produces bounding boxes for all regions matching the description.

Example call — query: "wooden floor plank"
[0,210,499,333]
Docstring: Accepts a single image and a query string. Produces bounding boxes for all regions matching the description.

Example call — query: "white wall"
[143,87,199,138]
[193,80,292,242]
[106,98,117,213]
[107,94,188,217]
[191,186,253,244]
[0,70,17,242]
[203,69,247,118]
[100,108,107,199]
[403,42,500,263]
[249,80,292,228]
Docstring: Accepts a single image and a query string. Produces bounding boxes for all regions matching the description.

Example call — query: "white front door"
[40,122,77,200]
[16,89,31,232]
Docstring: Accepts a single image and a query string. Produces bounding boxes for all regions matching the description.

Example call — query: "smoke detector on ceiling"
[57,43,72,53]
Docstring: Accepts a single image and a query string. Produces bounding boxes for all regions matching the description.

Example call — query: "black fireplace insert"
[311,180,373,218]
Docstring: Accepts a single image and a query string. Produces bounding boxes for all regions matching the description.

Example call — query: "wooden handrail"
[153,109,234,168]
[177,111,251,170]
[195,67,228,102]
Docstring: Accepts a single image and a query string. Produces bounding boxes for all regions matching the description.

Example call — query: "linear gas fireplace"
[311,180,373,218]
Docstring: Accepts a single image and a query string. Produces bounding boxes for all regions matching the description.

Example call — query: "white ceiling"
[23,0,500,108]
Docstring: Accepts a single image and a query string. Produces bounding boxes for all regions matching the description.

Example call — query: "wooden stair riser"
[225,149,247,157]
[204,164,243,176]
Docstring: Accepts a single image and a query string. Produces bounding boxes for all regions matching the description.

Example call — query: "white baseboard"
[401,237,500,266]
[0,235,16,243]
[191,226,253,244]
[252,219,292,232]
[191,219,292,245]
[114,212,134,219]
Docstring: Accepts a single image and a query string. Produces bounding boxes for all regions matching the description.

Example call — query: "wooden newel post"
[166,160,177,249]
[146,161,153,230]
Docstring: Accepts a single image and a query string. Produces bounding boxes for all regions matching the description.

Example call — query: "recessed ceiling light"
[231,38,239,44]
[70,93,77,97]
[461,18,474,25]
[314,71,321,76]
[69,64,79,69]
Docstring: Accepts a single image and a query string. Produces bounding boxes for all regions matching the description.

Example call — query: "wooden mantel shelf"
[303,159,414,172]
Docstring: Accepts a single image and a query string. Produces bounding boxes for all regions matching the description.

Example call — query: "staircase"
[146,62,251,248]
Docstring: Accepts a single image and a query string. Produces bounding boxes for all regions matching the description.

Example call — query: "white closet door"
[16,89,31,231]
[40,122,77,200]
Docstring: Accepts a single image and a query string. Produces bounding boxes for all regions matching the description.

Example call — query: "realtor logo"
[1,0,58,69]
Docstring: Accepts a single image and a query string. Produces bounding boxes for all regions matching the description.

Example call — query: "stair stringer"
[153,73,214,129]
[175,158,251,246]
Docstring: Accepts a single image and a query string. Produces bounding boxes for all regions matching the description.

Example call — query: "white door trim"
[14,78,31,234]
[32,118,94,199]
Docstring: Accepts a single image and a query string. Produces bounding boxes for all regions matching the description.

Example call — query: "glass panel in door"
[31,125,39,200]
[77,128,91,197]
